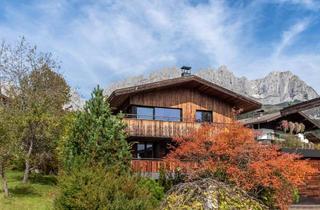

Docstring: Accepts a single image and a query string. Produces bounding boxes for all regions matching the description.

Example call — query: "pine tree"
[63,86,131,172]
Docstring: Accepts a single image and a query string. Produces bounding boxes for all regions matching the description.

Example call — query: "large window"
[196,110,213,123]
[131,106,182,122]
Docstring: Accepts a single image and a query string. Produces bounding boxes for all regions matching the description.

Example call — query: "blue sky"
[0,0,319,98]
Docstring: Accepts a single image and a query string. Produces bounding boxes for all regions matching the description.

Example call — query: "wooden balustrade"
[124,118,202,138]
[131,159,174,173]
[131,159,199,173]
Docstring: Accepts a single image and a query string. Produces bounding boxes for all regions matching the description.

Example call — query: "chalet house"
[107,71,261,173]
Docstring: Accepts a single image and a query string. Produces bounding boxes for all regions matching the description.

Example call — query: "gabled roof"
[107,75,261,113]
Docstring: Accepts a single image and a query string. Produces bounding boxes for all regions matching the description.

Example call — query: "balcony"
[123,113,233,138]
[124,117,201,138]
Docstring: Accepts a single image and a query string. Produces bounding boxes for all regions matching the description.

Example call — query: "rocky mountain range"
[106,66,319,105]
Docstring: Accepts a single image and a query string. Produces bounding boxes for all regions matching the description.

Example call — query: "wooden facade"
[130,87,234,123]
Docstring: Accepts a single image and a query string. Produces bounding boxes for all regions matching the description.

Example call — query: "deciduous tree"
[165,123,315,209]
[0,38,70,183]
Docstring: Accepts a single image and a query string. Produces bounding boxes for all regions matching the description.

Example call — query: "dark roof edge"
[282,148,320,159]
[281,97,320,115]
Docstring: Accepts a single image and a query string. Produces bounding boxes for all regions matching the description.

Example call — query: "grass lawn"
[0,171,58,210]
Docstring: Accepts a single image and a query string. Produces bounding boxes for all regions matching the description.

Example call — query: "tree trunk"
[22,139,33,184]
[0,161,9,197]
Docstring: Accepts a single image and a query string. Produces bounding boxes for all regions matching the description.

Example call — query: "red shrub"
[165,123,315,209]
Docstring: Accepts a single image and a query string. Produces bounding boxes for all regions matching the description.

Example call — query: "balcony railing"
[123,114,233,138]
[124,118,200,138]
[131,158,199,173]
[131,159,172,173]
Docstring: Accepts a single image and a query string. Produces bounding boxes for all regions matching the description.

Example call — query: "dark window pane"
[145,143,153,158]
[136,107,154,120]
[155,108,181,122]
[196,110,212,123]
[137,143,145,158]
[202,112,212,122]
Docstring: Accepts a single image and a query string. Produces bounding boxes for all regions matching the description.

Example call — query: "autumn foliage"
[165,123,315,209]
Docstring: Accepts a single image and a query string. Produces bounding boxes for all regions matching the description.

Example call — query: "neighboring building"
[241,98,320,203]
[241,99,320,143]
[240,110,320,143]
[107,70,261,174]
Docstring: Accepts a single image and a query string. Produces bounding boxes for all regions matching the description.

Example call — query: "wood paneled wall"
[130,87,234,123]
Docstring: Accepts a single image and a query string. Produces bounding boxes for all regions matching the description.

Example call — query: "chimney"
[181,66,191,77]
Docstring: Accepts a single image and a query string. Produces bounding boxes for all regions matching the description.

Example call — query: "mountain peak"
[106,66,319,105]
[266,71,294,77]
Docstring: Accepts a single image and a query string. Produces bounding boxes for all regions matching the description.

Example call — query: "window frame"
[130,105,182,122]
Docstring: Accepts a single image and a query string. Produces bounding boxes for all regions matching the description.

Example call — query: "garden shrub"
[54,165,160,210]
[138,177,165,201]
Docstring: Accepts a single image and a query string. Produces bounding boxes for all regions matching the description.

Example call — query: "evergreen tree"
[63,86,131,172]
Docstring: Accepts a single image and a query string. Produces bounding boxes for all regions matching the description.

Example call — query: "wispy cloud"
[277,0,320,10]
[273,19,311,57]
[0,0,319,97]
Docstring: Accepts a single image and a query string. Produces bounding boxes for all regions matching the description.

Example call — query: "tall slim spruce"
[63,86,131,172]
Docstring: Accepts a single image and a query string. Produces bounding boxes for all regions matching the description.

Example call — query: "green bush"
[159,166,185,192]
[54,165,160,210]
[138,178,164,201]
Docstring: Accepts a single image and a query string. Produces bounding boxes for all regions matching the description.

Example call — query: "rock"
[63,88,86,111]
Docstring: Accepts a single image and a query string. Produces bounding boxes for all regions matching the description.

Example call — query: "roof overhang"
[281,97,320,116]
[107,75,261,113]
[241,111,320,130]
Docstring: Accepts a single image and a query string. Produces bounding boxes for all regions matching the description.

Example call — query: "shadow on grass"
[30,174,58,186]
[10,185,40,197]
[11,174,24,182]
[10,171,57,186]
